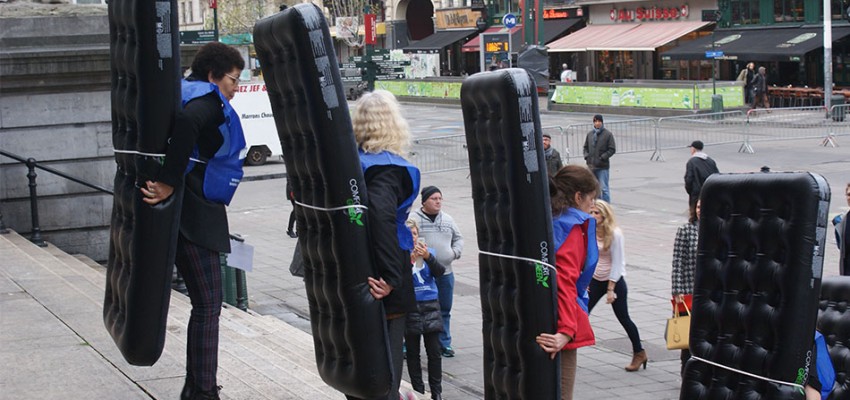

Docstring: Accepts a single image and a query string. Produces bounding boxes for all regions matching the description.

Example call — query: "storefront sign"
[610,5,689,22]
[543,8,583,19]
[365,14,376,45]
[435,9,483,29]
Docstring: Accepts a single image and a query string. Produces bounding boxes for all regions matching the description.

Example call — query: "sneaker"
[399,389,418,400]
[441,346,455,358]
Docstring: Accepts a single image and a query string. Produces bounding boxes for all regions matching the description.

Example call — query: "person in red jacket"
[536,165,600,400]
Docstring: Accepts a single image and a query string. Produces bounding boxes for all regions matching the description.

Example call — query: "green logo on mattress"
[346,199,364,226]
[535,264,549,288]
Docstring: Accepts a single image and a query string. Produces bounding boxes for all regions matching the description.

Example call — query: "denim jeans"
[435,273,454,349]
[586,278,643,353]
[593,168,610,203]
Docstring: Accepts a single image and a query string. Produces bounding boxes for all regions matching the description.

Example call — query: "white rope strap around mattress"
[479,250,556,273]
[293,199,368,212]
[690,356,805,391]
[113,149,165,157]
[113,149,206,163]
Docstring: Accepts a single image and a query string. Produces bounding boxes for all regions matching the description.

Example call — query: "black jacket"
[158,91,231,253]
[364,165,417,316]
[583,127,616,170]
[405,255,446,335]
[684,154,719,205]
[751,73,767,95]
[545,148,563,176]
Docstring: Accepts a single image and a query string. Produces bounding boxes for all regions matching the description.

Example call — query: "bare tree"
[209,0,283,36]
[327,0,370,48]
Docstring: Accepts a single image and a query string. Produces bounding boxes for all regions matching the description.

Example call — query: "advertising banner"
[551,84,744,110]
[375,80,462,99]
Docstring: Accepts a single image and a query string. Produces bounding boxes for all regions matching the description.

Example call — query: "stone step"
[0,230,346,399]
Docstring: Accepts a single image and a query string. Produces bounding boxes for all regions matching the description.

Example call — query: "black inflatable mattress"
[681,172,831,399]
[461,69,559,399]
[103,0,183,366]
[253,5,392,398]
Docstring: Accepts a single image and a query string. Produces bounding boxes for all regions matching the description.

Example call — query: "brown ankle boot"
[625,350,648,371]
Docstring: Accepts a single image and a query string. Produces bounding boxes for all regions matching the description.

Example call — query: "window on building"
[825,0,845,20]
[774,0,803,22]
[729,0,760,25]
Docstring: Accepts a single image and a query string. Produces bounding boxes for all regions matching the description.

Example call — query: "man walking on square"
[583,114,616,202]
[684,140,719,209]
[414,186,464,358]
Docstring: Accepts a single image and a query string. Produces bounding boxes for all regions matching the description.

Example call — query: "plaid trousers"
[175,235,223,392]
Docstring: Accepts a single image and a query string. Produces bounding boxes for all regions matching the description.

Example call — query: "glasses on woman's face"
[224,72,239,84]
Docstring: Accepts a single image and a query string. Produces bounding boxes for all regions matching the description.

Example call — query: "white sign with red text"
[229,82,283,163]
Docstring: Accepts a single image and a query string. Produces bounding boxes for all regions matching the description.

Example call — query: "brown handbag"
[665,301,691,350]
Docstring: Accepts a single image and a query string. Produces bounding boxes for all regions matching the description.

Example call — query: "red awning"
[462,26,522,52]
[548,21,711,52]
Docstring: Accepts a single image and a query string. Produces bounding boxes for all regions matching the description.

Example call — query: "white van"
[229,82,282,166]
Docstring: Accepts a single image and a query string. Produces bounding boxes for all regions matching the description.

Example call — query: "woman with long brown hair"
[536,165,599,400]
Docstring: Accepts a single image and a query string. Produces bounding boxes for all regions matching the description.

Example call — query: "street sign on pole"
[705,50,724,58]
[502,13,517,29]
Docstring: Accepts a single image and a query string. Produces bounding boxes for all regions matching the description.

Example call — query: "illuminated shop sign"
[610,5,689,22]
[543,8,584,20]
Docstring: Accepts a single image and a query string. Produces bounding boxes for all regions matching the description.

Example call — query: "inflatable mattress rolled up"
[461,69,559,399]
[680,172,830,400]
[253,5,392,398]
[103,0,183,366]
[817,275,850,399]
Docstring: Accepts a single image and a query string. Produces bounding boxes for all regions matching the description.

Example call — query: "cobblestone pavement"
[228,103,848,399]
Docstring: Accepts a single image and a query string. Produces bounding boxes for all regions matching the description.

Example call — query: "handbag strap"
[673,299,691,318]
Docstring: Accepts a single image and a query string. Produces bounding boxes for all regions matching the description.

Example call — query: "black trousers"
[346,315,406,400]
[175,235,223,392]
[404,330,442,396]
[587,278,644,353]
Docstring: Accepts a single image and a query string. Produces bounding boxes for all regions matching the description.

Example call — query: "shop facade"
[660,0,850,87]
[548,0,717,81]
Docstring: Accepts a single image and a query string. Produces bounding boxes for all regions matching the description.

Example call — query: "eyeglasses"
[224,72,239,84]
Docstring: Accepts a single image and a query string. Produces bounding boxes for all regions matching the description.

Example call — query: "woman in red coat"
[536,165,600,400]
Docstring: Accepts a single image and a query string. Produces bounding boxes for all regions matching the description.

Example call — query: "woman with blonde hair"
[586,200,647,372]
[350,90,421,400]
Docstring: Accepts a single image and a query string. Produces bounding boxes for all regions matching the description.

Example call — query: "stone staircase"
[0,230,345,399]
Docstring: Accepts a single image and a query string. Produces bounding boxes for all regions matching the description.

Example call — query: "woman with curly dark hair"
[141,41,245,400]
[536,165,599,400]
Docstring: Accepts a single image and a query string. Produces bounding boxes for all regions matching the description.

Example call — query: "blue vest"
[359,150,421,251]
[181,80,246,205]
[814,331,835,399]
[412,249,439,302]
[552,208,599,314]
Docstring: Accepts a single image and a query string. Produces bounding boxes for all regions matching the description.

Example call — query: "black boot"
[191,386,221,400]
[180,378,194,400]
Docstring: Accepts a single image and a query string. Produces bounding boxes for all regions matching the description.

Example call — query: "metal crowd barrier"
[656,111,749,160]
[564,118,657,163]
[409,107,846,174]
[409,133,469,174]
